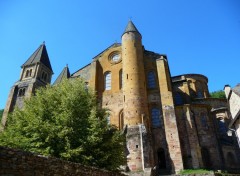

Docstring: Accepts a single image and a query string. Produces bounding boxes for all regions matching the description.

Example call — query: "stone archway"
[201,147,211,169]
[157,148,167,169]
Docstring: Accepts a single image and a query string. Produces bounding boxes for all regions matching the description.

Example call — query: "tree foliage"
[0,109,3,120]
[0,79,125,171]
[210,90,226,99]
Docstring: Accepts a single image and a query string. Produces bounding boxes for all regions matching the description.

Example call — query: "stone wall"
[0,146,124,176]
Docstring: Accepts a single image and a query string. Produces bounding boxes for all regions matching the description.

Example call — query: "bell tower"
[1,42,53,129]
[122,21,152,171]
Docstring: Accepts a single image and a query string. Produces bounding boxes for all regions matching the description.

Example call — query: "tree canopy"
[0,79,125,171]
[0,109,3,120]
[210,90,226,99]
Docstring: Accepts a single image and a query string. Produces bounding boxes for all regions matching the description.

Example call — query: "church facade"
[2,21,240,174]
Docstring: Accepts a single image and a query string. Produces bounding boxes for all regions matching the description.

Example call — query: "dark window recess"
[147,71,156,88]
[151,108,161,128]
[174,93,184,105]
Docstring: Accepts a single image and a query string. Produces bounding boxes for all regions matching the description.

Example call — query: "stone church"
[2,21,240,174]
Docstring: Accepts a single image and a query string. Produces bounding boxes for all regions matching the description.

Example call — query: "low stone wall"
[0,146,125,176]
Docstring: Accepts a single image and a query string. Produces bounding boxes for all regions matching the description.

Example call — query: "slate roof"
[22,43,53,72]
[232,83,240,96]
[122,20,141,36]
[53,65,70,85]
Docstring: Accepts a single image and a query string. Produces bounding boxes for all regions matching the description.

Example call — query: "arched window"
[197,91,203,98]
[147,71,156,88]
[157,148,166,169]
[119,69,123,89]
[41,71,48,81]
[18,89,23,96]
[201,147,211,169]
[25,70,30,77]
[44,73,47,81]
[22,88,25,96]
[151,108,161,128]
[105,72,111,90]
[218,119,227,134]
[201,115,208,129]
[29,69,32,76]
[174,92,183,105]
[18,88,26,97]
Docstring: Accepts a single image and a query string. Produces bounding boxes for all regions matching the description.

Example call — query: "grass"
[179,169,213,175]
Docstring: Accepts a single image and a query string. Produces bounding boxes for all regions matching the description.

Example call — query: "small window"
[147,71,156,88]
[107,115,110,125]
[85,82,89,92]
[151,108,161,128]
[41,71,48,82]
[18,88,26,97]
[119,69,123,89]
[105,72,111,90]
[29,69,32,76]
[18,89,23,96]
[201,115,208,129]
[197,91,203,98]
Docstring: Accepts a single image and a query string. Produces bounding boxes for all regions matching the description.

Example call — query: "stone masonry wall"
[0,146,124,176]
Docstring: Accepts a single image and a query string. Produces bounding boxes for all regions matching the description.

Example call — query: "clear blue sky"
[0,0,240,109]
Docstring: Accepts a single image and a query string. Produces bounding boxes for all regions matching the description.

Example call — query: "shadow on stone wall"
[0,146,125,176]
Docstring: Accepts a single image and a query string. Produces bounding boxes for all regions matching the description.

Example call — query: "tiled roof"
[232,83,240,96]
[22,43,53,72]
[122,20,140,36]
[53,65,70,85]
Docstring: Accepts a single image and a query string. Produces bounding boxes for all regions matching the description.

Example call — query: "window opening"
[147,71,156,88]
[151,108,161,128]
[105,72,111,90]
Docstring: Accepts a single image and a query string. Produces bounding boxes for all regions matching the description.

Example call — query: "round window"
[112,54,120,62]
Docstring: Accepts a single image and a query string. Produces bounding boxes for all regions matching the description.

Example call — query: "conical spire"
[22,42,53,72]
[122,20,141,36]
[53,65,70,85]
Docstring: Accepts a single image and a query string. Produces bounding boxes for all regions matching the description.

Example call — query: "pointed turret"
[22,42,53,72]
[121,21,152,171]
[122,20,141,37]
[53,65,70,85]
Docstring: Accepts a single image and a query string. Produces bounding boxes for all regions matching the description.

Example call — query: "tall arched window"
[151,108,161,128]
[29,69,32,76]
[105,72,111,90]
[25,70,30,77]
[147,71,156,88]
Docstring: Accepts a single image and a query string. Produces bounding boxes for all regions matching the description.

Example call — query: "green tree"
[0,109,3,120]
[210,90,226,99]
[0,79,125,171]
